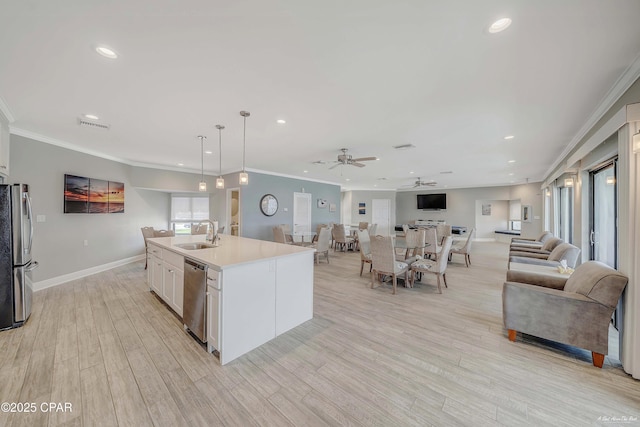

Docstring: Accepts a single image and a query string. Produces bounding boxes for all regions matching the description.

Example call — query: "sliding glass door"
[589,161,617,268]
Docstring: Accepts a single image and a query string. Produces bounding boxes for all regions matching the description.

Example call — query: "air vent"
[393,144,415,150]
[440,171,453,174]
[78,118,110,130]
[312,160,326,165]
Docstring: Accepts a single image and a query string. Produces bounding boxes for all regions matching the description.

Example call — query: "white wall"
[475,200,509,239]
[343,190,396,228]
[10,135,170,284]
[396,183,543,238]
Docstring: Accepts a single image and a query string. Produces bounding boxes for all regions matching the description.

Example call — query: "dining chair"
[312,223,328,243]
[153,229,175,237]
[370,235,409,295]
[191,223,207,235]
[358,221,369,231]
[424,228,441,260]
[279,224,295,244]
[311,227,331,264]
[356,229,372,276]
[218,226,225,234]
[450,227,475,267]
[333,224,355,252]
[410,236,453,293]
[273,226,290,244]
[368,223,377,236]
[141,227,155,269]
[436,224,452,244]
[404,228,426,265]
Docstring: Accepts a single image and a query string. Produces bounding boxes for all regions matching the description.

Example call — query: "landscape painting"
[64,174,125,214]
[64,174,89,213]
[108,181,125,213]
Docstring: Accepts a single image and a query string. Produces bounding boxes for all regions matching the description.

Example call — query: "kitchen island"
[146,234,314,365]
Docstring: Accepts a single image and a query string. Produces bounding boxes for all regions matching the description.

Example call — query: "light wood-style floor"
[1,241,639,426]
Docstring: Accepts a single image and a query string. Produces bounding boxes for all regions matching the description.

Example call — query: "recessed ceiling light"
[177,163,184,166]
[95,46,118,59]
[373,184,377,187]
[276,119,286,124]
[488,18,512,34]
[204,150,213,155]
[303,170,308,173]
[409,171,415,174]
[509,173,514,176]
[345,178,351,181]
[504,135,515,140]
[83,114,99,120]
[508,160,516,163]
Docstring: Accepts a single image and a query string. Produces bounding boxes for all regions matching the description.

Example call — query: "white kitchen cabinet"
[0,120,9,177]
[162,262,184,317]
[150,255,163,296]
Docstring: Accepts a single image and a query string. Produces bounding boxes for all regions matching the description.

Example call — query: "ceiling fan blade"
[328,163,342,170]
[352,156,377,162]
[351,162,366,168]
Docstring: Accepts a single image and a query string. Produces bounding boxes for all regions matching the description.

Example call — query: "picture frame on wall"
[522,205,532,222]
[329,203,336,212]
[64,174,125,214]
[358,202,366,215]
[482,203,491,216]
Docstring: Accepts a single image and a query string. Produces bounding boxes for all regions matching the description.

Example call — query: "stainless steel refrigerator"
[0,183,38,330]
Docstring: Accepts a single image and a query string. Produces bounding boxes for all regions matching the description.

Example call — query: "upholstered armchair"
[370,235,409,295]
[509,236,563,257]
[510,231,553,248]
[509,243,581,269]
[503,261,628,368]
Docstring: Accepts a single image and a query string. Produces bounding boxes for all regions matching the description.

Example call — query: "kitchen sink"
[175,242,217,250]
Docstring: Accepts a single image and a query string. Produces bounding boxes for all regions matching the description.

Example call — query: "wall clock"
[260,194,278,216]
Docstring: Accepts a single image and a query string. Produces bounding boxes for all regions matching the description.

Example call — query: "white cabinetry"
[146,242,184,317]
[162,249,184,317]
[0,120,10,177]
[148,243,163,296]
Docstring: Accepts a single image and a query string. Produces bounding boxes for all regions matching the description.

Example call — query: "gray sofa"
[502,261,628,368]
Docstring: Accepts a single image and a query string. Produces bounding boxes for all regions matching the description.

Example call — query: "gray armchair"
[509,236,563,257]
[502,261,628,368]
[509,242,581,269]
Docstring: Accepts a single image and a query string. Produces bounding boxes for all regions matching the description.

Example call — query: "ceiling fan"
[324,148,377,169]
[402,177,437,188]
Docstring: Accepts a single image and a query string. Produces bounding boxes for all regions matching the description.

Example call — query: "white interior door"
[372,199,391,236]
[293,192,312,234]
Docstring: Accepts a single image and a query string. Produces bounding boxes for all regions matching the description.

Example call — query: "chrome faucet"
[198,220,219,244]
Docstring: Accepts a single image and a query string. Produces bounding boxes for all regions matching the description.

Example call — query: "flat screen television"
[417,193,446,210]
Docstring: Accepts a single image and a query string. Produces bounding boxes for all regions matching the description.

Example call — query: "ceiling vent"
[78,118,110,130]
[393,144,415,150]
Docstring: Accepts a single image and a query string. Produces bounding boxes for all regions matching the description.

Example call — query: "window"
[510,220,521,231]
[170,195,209,235]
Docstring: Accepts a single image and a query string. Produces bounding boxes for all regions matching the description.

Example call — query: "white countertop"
[147,234,314,270]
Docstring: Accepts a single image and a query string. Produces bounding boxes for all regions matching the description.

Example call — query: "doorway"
[227,188,240,236]
[589,161,617,267]
[293,192,312,234]
[372,199,391,236]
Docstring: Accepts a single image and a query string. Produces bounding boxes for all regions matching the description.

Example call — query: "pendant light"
[215,125,225,189]
[239,110,250,185]
[197,135,207,192]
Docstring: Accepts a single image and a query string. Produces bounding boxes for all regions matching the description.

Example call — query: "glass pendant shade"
[199,181,207,192]
[216,177,225,189]
[239,172,249,185]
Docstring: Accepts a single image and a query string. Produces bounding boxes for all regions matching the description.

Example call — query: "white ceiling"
[2,0,640,191]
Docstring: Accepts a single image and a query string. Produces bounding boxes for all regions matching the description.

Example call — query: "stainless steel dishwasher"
[183,258,207,342]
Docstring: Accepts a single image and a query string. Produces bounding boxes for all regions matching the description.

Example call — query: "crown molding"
[544,52,640,179]
[0,96,15,123]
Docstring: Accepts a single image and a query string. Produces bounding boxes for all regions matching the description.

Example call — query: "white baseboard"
[33,254,145,292]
